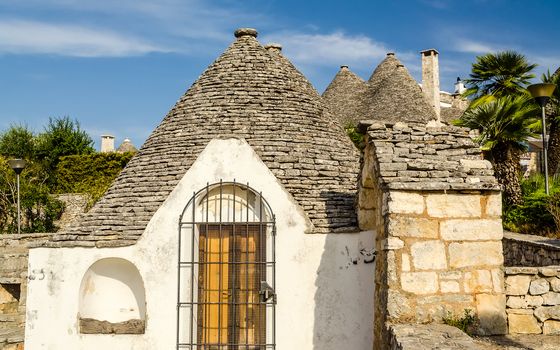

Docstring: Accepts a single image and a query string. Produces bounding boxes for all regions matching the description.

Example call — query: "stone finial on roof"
[264,43,282,53]
[322,65,368,126]
[234,27,258,38]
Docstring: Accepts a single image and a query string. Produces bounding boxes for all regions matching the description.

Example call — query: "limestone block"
[386,191,424,215]
[526,295,544,308]
[543,292,560,306]
[401,272,438,295]
[530,279,550,295]
[508,314,541,334]
[476,294,507,335]
[440,280,460,293]
[426,194,481,218]
[543,320,560,335]
[361,153,375,188]
[387,290,412,319]
[551,278,560,292]
[507,308,534,315]
[382,237,404,250]
[439,271,462,280]
[440,219,502,241]
[491,269,504,293]
[411,241,447,270]
[535,306,560,322]
[386,216,438,238]
[505,267,538,275]
[388,251,398,283]
[402,253,411,272]
[358,188,376,210]
[539,267,559,277]
[485,193,502,217]
[506,275,532,295]
[464,270,493,293]
[506,295,543,309]
[358,208,376,230]
[506,296,526,309]
[449,242,503,268]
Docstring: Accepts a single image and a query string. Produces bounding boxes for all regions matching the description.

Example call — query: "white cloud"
[0,20,168,57]
[453,39,502,54]
[262,31,391,68]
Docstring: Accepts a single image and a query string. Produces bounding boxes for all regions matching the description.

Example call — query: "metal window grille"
[177,181,276,350]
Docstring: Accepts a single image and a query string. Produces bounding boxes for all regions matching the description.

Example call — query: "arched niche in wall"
[78,257,146,334]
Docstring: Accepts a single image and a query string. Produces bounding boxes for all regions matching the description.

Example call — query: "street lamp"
[528,83,557,195]
[8,159,26,234]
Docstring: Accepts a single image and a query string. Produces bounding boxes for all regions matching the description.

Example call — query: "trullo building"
[23,28,375,349]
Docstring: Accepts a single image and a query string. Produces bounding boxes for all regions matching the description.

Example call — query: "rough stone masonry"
[358,121,506,349]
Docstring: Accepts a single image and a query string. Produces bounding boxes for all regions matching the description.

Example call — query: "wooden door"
[198,225,265,349]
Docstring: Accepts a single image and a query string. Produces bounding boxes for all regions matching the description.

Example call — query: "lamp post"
[528,83,556,195]
[8,159,26,234]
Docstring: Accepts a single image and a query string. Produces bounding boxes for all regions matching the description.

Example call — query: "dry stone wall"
[376,191,506,335]
[503,231,560,267]
[505,266,560,335]
[0,233,51,350]
[359,121,506,348]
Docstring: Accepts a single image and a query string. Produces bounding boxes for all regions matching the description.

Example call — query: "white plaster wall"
[25,138,375,350]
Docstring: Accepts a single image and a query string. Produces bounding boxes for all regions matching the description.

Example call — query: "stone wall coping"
[504,231,560,251]
[359,120,501,192]
[388,323,479,349]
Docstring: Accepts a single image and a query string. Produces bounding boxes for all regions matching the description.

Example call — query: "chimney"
[100,135,115,153]
[454,77,466,94]
[420,49,440,120]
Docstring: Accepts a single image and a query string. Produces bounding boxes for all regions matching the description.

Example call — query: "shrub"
[442,309,479,335]
[55,152,134,206]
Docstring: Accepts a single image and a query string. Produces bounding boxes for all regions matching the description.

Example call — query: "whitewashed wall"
[25,138,375,350]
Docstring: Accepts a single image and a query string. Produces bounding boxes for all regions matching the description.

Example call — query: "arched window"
[79,258,146,334]
[177,181,276,349]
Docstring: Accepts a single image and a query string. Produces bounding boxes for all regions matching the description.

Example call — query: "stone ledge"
[388,323,480,349]
[79,318,145,334]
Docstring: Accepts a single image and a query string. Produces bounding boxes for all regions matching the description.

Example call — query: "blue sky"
[0,0,559,150]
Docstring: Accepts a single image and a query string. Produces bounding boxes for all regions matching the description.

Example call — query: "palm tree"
[456,95,540,205]
[542,69,560,174]
[464,51,537,100]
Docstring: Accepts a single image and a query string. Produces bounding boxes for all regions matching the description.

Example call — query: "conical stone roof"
[368,53,402,90]
[52,28,360,247]
[366,55,437,123]
[322,65,368,126]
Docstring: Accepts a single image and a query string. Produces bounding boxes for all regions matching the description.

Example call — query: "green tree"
[464,51,537,101]
[0,157,63,233]
[456,95,540,205]
[35,116,94,181]
[0,124,35,159]
[542,69,560,174]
